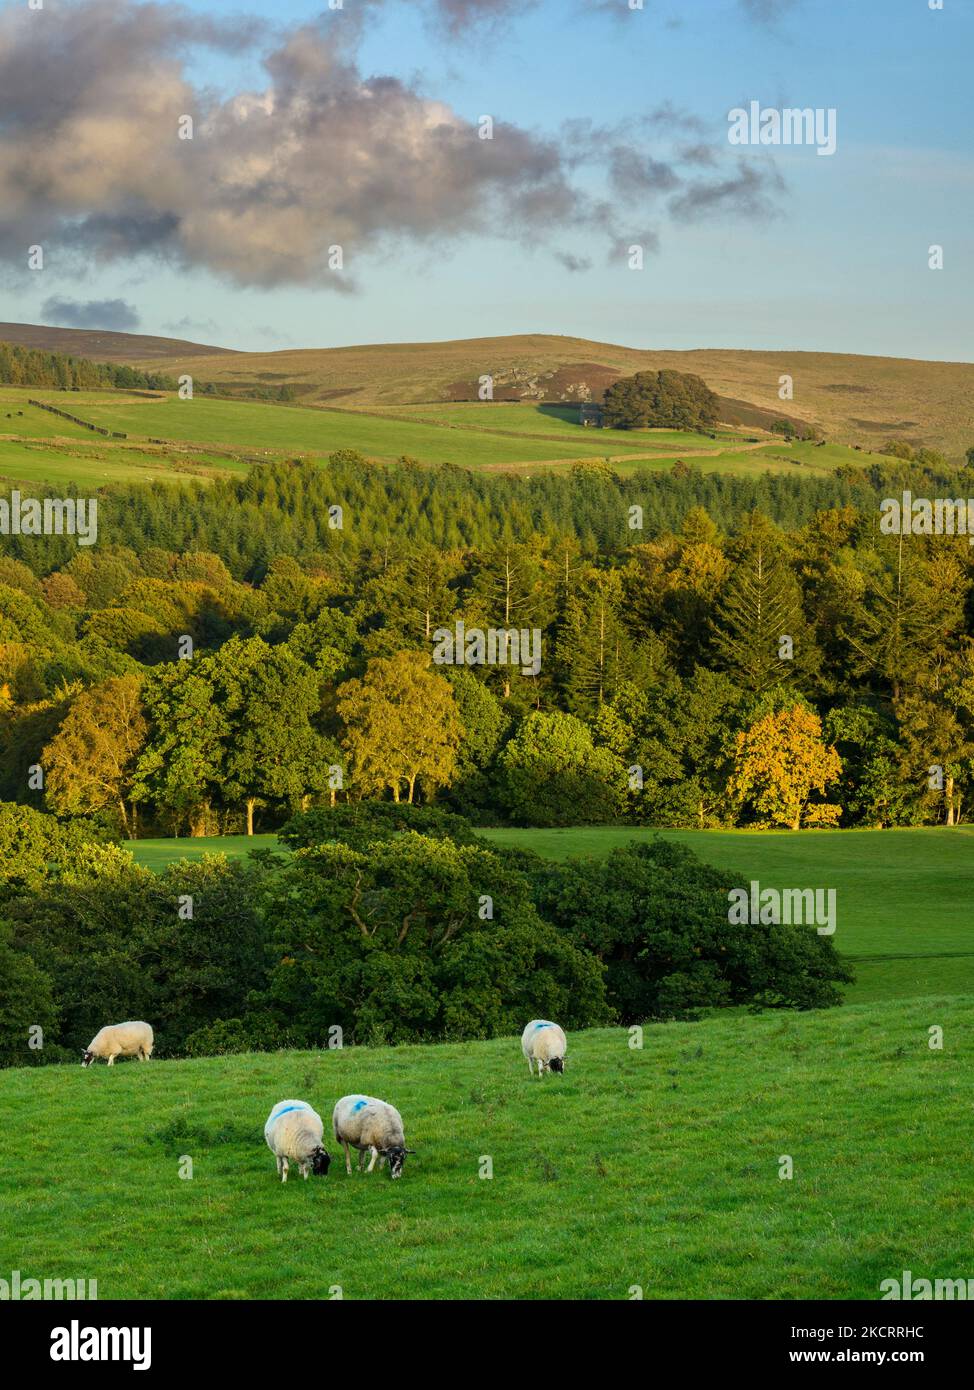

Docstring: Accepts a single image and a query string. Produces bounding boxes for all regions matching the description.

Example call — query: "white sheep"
[521,1020,567,1077]
[81,1022,154,1067]
[264,1099,331,1183]
[333,1095,414,1179]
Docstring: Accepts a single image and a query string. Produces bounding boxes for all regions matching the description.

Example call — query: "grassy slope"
[130,334,974,459]
[2,1002,970,1299]
[0,386,891,485]
[131,827,974,1005]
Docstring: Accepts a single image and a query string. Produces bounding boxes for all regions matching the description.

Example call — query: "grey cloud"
[0,0,785,290]
[41,296,141,331]
[555,252,594,273]
[668,161,786,221]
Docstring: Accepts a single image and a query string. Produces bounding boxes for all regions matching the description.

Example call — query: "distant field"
[127,332,974,460]
[366,401,749,449]
[2,1001,971,1299]
[130,826,974,1005]
[0,384,892,485]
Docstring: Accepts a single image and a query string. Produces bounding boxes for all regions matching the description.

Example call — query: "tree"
[602,370,719,431]
[715,515,817,692]
[536,839,851,1020]
[337,651,463,804]
[842,538,964,700]
[0,926,58,1067]
[728,705,842,829]
[43,675,147,837]
[498,710,625,825]
[211,636,330,834]
[132,663,228,836]
[257,833,608,1045]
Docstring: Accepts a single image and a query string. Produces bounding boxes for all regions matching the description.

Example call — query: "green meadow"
[3,825,970,1300]
[1,1001,970,1300]
[0,386,884,484]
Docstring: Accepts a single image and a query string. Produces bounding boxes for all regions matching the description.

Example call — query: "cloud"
[668,160,786,221]
[555,251,594,273]
[40,296,141,331]
[0,0,786,290]
[428,0,531,31]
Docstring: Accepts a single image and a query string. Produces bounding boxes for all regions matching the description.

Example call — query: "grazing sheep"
[333,1095,414,1179]
[264,1100,331,1183]
[81,1022,154,1068]
[521,1020,567,1077]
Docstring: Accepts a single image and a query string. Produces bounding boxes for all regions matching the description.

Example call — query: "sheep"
[264,1099,331,1183]
[333,1095,414,1179]
[521,1020,567,1077]
[81,1022,154,1067]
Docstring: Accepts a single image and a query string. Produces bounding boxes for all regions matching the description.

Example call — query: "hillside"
[1,1002,970,1300]
[127,333,974,459]
[0,321,234,362]
[4,325,971,459]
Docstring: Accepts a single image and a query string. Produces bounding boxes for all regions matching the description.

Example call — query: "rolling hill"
[0,321,234,362]
[4,325,972,459]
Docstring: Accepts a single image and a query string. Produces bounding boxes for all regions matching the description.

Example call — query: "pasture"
[0,384,888,485]
[0,1000,969,1299]
[129,826,974,1005]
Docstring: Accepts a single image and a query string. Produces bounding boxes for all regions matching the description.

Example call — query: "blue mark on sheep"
[273,1104,308,1119]
[352,1099,368,1112]
[533,1021,554,1030]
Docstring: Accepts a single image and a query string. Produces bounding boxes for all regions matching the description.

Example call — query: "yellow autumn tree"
[728,705,842,830]
[337,650,463,804]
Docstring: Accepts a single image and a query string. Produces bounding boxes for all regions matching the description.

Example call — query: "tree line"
[3,449,974,833]
[0,340,178,393]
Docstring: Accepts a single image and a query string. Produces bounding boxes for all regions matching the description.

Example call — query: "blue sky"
[2,0,972,360]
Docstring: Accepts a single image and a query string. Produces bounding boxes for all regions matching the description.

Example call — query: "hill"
[1,1001,969,1299]
[126,332,974,460]
[0,321,234,362]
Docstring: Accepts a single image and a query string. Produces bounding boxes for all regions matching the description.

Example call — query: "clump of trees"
[602,370,719,431]
[0,340,177,392]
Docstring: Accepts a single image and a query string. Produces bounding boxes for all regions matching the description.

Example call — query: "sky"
[0,0,972,360]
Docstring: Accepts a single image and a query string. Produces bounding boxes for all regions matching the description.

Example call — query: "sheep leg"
[343,1140,352,1175]
[301,1162,310,1180]
[281,1157,289,1184]
[357,1148,365,1171]
[107,1054,116,1066]
[526,1057,534,1076]
[366,1146,379,1173]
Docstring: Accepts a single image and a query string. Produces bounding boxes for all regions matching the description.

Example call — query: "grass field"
[124,332,973,459]
[0,383,893,486]
[129,826,974,1006]
[1,1000,970,1299]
